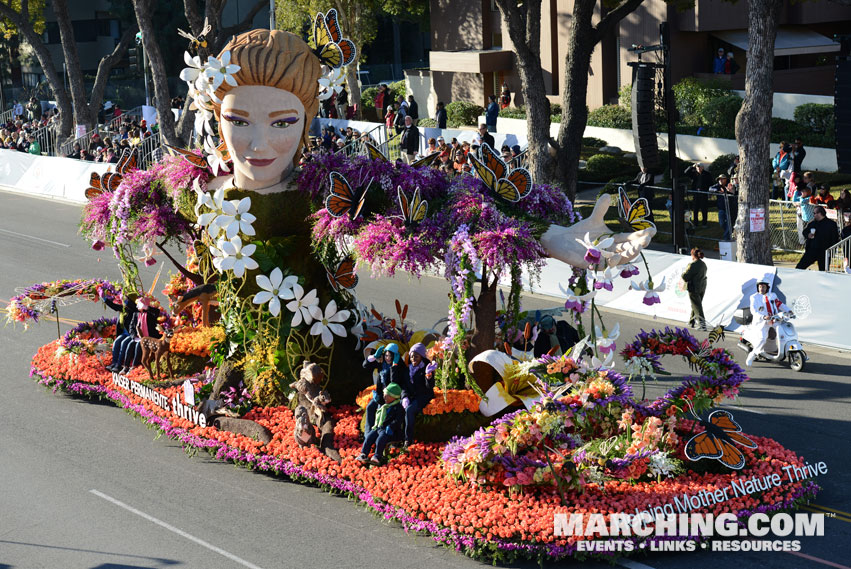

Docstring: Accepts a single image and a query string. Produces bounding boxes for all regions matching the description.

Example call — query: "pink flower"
[91,240,105,251]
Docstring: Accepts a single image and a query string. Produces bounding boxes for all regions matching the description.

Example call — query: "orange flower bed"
[169,326,225,358]
[355,385,480,415]
[29,339,819,563]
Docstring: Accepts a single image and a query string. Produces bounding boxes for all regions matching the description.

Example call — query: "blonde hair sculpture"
[212,29,322,167]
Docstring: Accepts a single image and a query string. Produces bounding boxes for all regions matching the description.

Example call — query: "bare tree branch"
[220,0,265,41]
[89,24,139,111]
[594,0,647,43]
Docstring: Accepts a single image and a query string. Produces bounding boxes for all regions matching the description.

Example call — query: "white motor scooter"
[734,308,808,371]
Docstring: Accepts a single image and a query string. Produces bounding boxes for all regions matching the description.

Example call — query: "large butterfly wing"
[411,152,439,168]
[313,12,333,47]
[323,9,342,42]
[317,42,343,69]
[325,172,355,218]
[716,438,747,470]
[709,410,757,449]
[102,172,124,192]
[397,186,411,221]
[338,39,356,67]
[480,143,507,181]
[166,143,208,169]
[684,431,724,462]
[365,141,389,162]
[626,197,656,232]
[469,154,497,193]
[498,167,532,202]
[327,255,358,291]
[409,189,428,223]
[617,186,631,220]
[116,148,138,174]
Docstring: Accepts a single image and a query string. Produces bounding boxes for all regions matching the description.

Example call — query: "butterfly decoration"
[616,186,656,232]
[177,18,212,56]
[86,148,139,200]
[326,255,358,292]
[397,186,428,226]
[468,143,532,202]
[313,9,356,69]
[325,171,367,220]
[684,407,757,470]
[165,142,230,170]
[364,141,439,169]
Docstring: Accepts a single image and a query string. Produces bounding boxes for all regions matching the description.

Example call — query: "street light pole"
[269,0,275,29]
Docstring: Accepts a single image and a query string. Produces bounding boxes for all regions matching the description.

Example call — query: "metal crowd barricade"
[768,199,804,253]
[0,106,17,124]
[31,122,59,156]
[825,235,851,273]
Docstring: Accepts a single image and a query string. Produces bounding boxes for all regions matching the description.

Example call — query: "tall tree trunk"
[494,0,552,183]
[471,275,498,357]
[0,1,73,139]
[734,0,781,265]
[555,0,595,202]
[132,0,179,145]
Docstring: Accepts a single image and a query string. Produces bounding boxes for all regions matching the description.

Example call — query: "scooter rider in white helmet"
[745,279,790,367]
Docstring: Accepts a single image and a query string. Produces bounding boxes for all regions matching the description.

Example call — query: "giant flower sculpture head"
[211,29,322,189]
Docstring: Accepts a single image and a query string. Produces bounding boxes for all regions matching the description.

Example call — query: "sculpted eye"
[272,117,299,129]
[223,115,249,127]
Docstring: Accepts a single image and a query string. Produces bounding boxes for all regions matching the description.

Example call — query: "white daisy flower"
[309,299,350,347]
[253,268,299,317]
[216,236,257,278]
[286,284,320,327]
[203,50,240,92]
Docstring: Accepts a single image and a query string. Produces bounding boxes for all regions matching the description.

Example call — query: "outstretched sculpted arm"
[540,194,656,268]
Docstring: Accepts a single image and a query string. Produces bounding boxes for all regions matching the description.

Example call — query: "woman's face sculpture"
[219,85,305,190]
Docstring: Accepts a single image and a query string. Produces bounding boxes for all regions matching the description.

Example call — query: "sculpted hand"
[540,194,656,268]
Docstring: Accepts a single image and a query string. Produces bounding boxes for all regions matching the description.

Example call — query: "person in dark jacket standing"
[362,343,409,431]
[791,139,806,174]
[400,115,420,164]
[485,95,499,132]
[685,162,713,226]
[401,343,434,447]
[435,101,447,129]
[407,95,419,125]
[796,206,840,271]
[681,247,708,330]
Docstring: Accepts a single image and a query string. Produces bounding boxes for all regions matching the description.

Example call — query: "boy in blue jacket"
[362,343,409,431]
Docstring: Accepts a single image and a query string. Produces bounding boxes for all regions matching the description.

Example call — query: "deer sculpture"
[171,283,218,328]
[139,327,175,381]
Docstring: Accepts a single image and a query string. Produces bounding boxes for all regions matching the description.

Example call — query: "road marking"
[617,560,657,569]
[801,505,851,523]
[719,404,766,415]
[90,489,265,569]
[0,227,70,248]
[786,551,851,569]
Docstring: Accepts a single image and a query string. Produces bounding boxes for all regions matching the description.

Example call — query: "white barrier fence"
[0,149,109,203]
[520,249,851,351]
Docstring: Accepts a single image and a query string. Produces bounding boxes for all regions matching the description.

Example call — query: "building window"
[43,22,60,44]
[72,20,99,42]
[22,72,43,88]
[492,32,502,48]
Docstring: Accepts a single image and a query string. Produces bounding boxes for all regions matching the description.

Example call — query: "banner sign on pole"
[749,207,765,232]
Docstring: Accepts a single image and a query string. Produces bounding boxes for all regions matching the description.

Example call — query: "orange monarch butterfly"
[165,144,208,169]
[364,141,438,169]
[617,186,656,232]
[397,186,428,225]
[85,148,139,200]
[325,172,367,219]
[313,9,356,68]
[469,143,532,202]
[684,409,757,470]
[326,255,358,291]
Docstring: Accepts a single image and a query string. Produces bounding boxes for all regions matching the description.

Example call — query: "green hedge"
[579,153,637,182]
[587,105,632,129]
[699,94,742,139]
[360,80,406,110]
[794,103,834,135]
[446,101,485,128]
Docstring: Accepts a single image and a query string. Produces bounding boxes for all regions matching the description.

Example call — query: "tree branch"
[593,0,646,43]
[89,24,139,109]
[220,0,265,39]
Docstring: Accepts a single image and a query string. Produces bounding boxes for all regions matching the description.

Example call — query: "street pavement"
[0,191,848,569]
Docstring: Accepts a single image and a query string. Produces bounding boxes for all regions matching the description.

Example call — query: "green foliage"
[600,175,636,197]
[793,103,834,135]
[587,105,632,129]
[582,137,608,148]
[445,101,484,128]
[499,105,527,119]
[659,150,690,186]
[0,0,47,38]
[361,85,379,108]
[708,153,737,178]
[699,94,742,138]
[618,83,632,112]
[770,118,809,146]
[580,153,637,182]
[418,117,436,127]
[673,77,731,125]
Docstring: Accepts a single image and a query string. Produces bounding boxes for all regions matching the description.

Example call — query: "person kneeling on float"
[401,343,435,448]
[357,383,405,466]
[745,279,790,367]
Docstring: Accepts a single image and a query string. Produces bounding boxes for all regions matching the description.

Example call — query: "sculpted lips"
[246,158,276,167]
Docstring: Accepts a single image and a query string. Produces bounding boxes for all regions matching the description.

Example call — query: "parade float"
[8,13,819,564]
